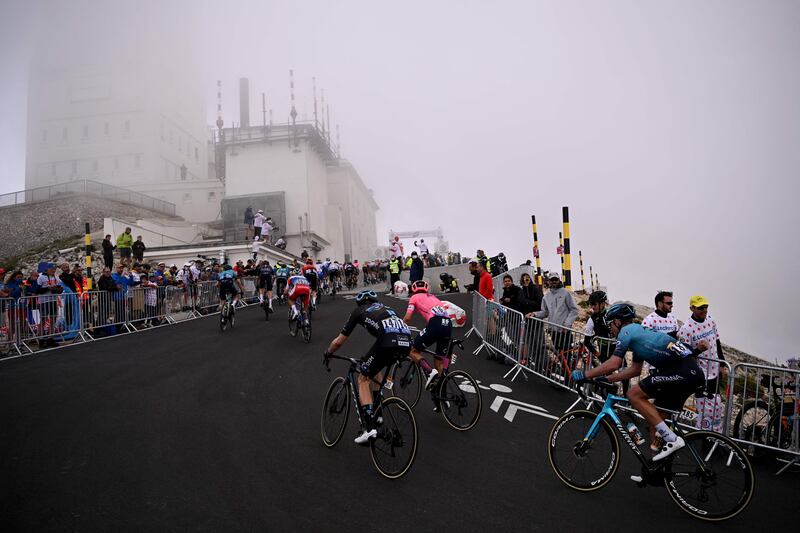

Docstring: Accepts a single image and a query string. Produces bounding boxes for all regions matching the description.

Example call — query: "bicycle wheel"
[321,377,351,447]
[302,321,312,343]
[219,305,228,332]
[230,308,235,329]
[389,358,422,408]
[548,410,620,491]
[437,369,481,431]
[263,301,270,321]
[369,397,418,479]
[663,431,754,521]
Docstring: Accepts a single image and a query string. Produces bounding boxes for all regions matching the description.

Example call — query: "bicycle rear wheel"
[389,358,422,408]
[437,369,481,431]
[219,305,228,332]
[263,301,270,321]
[288,310,298,337]
[370,397,417,479]
[302,320,312,343]
[548,410,619,490]
[663,431,754,521]
[321,377,351,447]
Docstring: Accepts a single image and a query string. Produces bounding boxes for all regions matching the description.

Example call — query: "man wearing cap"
[678,295,725,433]
[533,271,579,352]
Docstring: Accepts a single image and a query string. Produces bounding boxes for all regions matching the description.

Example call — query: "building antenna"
[325,102,332,147]
[261,92,267,134]
[313,77,319,132]
[216,80,224,140]
[320,89,326,138]
[289,69,298,148]
[336,124,341,159]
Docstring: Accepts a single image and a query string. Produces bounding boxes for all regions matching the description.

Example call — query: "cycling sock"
[655,422,677,443]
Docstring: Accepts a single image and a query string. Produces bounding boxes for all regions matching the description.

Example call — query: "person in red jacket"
[477,261,494,301]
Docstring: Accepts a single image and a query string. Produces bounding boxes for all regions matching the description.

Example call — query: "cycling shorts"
[304,272,318,290]
[289,284,311,300]
[219,282,238,301]
[258,276,273,290]
[638,357,705,411]
[412,315,453,357]
[359,338,412,378]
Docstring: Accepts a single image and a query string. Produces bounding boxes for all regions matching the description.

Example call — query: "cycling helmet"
[588,290,608,305]
[439,273,450,281]
[605,302,636,322]
[411,280,429,294]
[306,258,314,265]
[355,289,378,305]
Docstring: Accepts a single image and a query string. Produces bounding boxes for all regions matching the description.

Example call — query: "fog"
[1,0,798,362]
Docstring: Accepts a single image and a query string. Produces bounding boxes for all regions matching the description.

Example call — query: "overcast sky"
[1,0,798,362]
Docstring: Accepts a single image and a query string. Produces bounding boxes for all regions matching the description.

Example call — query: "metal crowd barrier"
[83,289,131,337]
[726,363,799,473]
[10,292,85,353]
[1,297,21,356]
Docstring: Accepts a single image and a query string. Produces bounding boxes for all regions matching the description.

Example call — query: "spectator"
[678,295,725,433]
[274,235,287,250]
[642,291,679,338]
[59,262,78,292]
[244,206,254,240]
[165,264,178,285]
[102,234,115,268]
[407,252,424,284]
[37,263,63,345]
[390,236,404,261]
[116,227,133,267]
[582,290,615,362]
[96,267,117,335]
[111,264,132,332]
[132,236,146,263]
[475,249,491,273]
[465,260,480,292]
[520,272,545,365]
[533,271,579,352]
[253,209,265,239]
[500,274,524,312]
[439,272,459,293]
[388,256,401,294]
[251,236,260,261]
[71,264,85,291]
[519,272,543,315]
[261,217,276,244]
[477,261,494,301]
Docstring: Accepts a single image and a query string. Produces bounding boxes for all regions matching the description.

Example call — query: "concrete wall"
[103,218,206,247]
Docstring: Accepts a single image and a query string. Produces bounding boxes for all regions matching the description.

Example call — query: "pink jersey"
[406,293,449,322]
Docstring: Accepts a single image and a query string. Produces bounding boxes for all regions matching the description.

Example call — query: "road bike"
[321,353,418,479]
[388,339,481,431]
[732,372,799,473]
[219,293,236,332]
[260,296,271,321]
[288,297,311,343]
[548,380,754,521]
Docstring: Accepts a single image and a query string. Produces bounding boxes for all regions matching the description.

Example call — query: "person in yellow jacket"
[389,257,401,294]
[117,227,133,267]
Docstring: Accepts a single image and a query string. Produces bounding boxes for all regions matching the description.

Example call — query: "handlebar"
[322,352,359,372]
[576,378,617,401]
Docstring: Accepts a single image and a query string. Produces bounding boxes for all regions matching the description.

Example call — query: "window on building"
[134,154,141,169]
[82,124,89,139]
[207,191,216,203]
[104,122,110,136]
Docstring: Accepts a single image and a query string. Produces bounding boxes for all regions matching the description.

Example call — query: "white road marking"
[490,395,558,422]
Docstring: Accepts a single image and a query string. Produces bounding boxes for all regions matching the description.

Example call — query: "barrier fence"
[0,277,261,357]
[468,292,799,472]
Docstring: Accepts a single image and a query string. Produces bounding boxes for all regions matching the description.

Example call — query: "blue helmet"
[605,302,636,322]
[355,289,378,305]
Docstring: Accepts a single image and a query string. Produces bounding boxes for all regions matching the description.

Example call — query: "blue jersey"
[613,323,693,368]
[218,269,237,282]
[275,266,290,279]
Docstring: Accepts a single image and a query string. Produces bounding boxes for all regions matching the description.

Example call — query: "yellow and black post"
[558,231,564,282]
[579,250,585,292]
[589,265,594,291]
[84,223,93,290]
[562,206,572,290]
[595,272,599,290]
[531,215,542,285]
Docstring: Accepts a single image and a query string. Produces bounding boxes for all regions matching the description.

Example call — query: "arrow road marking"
[490,395,558,422]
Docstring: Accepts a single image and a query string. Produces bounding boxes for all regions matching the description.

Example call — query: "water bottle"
[626,422,645,446]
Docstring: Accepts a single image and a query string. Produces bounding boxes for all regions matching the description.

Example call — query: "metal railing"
[0,179,176,216]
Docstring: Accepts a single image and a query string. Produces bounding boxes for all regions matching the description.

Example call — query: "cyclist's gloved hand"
[323,351,332,361]
[571,369,587,383]
[594,375,610,385]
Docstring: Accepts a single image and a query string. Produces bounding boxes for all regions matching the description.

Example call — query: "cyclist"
[344,261,356,288]
[275,261,290,301]
[402,280,453,391]
[257,260,275,312]
[329,261,342,291]
[217,264,243,313]
[285,272,311,322]
[323,290,412,444]
[583,290,614,362]
[301,258,319,309]
[572,302,704,462]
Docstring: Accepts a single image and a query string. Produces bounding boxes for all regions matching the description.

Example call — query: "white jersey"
[254,213,265,228]
[678,315,721,379]
[390,241,403,258]
[418,242,429,255]
[641,311,679,335]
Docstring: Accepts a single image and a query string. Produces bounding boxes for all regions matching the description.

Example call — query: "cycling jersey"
[677,315,721,380]
[287,275,311,299]
[341,302,412,345]
[258,264,274,279]
[612,323,692,369]
[406,293,449,322]
[275,266,290,279]
[302,265,319,289]
[642,311,679,336]
[218,269,237,282]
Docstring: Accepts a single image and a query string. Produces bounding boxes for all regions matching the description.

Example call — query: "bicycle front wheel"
[219,306,228,332]
[370,397,418,479]
[302,321,312,343]
[389,358,422,408]
[548,410,619,491]
[664,431,754,521]
[321,377,351,447]
[437,369,482,431]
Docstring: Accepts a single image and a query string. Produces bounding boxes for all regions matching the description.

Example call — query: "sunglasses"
[696,305,709,311]
[663,301,674,306]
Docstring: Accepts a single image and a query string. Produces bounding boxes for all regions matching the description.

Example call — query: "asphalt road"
[1,292,797,532]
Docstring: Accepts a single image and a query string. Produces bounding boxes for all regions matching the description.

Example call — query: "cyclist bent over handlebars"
[217,265,244,312]
[403,280,453,392]
[572,302,705,462]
